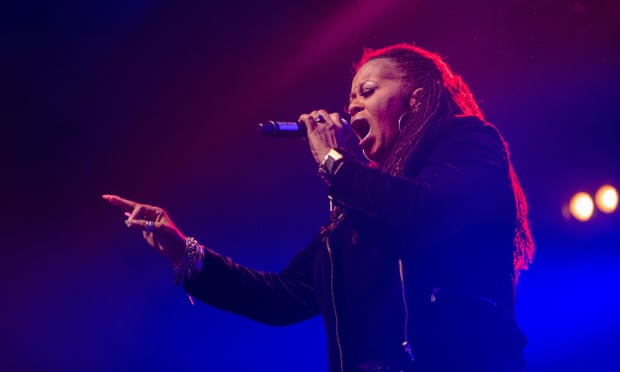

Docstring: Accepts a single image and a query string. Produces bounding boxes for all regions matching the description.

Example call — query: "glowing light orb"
[595,185,618,214]
[569,192,594,222]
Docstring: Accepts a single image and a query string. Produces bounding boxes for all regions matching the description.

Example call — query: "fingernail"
[125,220,131,227]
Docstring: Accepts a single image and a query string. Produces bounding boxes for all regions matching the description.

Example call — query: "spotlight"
[569,192,594,222]
[595,185,618,214]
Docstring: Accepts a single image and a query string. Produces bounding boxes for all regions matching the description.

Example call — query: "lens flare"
[569,192,594,222]
[595,185,618,214]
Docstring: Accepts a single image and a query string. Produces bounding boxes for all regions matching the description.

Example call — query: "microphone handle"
[256,121,306,138]
[257,118,349,138]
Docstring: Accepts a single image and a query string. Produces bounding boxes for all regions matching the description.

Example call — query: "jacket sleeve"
[182,233,321,326]
[328,121,512,245]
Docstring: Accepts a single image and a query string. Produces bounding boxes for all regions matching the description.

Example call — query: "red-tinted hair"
[356,43,484,120]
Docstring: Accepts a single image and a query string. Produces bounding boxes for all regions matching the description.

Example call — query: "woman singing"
[104,43,534,371]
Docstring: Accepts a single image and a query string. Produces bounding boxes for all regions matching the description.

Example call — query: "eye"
[360,81,378,97]
[361,87,375,97]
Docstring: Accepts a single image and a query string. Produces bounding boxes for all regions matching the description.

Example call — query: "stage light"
[569,192,594,222]
[595,185,618,214]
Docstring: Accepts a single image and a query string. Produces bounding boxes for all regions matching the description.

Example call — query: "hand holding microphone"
[300,110,350,164]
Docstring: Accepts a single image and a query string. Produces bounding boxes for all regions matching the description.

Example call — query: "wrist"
[169,235,187,267]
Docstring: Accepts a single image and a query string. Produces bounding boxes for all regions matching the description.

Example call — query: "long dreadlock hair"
[352,43,535,274]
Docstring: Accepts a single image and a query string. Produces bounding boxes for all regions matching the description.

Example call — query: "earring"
[398,111,413,132]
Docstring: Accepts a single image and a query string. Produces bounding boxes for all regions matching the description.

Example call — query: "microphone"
[257,117,350,138]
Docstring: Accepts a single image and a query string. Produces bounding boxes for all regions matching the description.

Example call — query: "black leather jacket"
[184,116,527,371]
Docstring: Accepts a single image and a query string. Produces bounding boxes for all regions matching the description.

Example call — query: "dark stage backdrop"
[2,0,619,370]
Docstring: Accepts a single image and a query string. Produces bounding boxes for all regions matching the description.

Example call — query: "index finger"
[327,112,351,137]
[102,194,138,212]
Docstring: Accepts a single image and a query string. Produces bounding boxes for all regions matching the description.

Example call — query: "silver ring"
[313,115,325,123]
[145,220,155,233]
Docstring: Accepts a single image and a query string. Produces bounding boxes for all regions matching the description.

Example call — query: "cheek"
[376,96,407,134]
[387,91,408,114]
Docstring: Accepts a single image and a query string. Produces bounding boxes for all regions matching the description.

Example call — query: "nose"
[348,99,363,117]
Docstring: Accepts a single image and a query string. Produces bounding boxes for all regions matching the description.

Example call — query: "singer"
[104,43,534,371]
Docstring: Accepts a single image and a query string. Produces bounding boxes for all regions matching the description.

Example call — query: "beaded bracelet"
[173,236,205,287]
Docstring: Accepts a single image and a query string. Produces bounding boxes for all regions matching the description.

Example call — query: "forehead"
[351,58,403,88]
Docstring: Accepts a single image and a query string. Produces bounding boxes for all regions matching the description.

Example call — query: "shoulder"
[437,115,508,157]
[445,115,504,140]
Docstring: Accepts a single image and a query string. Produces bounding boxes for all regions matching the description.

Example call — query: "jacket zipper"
[326,235,345,372]
[398,259,415,362]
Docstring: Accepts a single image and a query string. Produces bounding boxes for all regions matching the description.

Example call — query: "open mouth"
[351,118,370,140]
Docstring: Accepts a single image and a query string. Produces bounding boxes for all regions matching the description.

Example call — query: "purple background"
[2,0,619,370]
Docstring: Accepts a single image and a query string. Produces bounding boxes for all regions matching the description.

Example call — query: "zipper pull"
[401,340,415,362]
